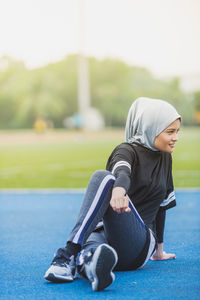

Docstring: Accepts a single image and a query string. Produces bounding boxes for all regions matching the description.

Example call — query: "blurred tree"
[0,56,26,128]
[16,56,78,128]
[0,55,197,129]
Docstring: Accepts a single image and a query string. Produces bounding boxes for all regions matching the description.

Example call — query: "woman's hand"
[151,243,176,261]
[151,251,176,261]
[110,187,131,213]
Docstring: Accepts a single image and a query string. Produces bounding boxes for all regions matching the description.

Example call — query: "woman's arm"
[151,209,176,260]
[106,143,136,214]
[155,209,166,244]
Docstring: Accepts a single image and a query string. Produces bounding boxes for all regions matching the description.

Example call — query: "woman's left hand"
[151,251,176,261]
[150,243,176,261]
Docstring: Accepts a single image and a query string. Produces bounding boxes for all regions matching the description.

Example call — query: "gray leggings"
[68,170,156,271]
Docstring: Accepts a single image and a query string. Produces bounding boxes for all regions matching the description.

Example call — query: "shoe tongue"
[52,248,71,264]
[58,248,71,258]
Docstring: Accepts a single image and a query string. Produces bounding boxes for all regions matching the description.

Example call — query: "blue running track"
[0,190,199,300]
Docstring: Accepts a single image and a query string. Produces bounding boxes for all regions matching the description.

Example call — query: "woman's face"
[154,119,181,153]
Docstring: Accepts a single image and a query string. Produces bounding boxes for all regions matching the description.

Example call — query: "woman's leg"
[103,205,155,270]
[44,170,115,284]
[77,229,118,291]
[67,170,115,246]
[45,169,155,285]
[77,229,107,278]
[69,169,155,270]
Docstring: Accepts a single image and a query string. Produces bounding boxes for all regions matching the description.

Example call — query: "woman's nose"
[172,132,178,142]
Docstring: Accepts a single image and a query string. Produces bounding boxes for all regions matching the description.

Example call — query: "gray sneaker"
[44,248,76,283]
[84,244,118,291]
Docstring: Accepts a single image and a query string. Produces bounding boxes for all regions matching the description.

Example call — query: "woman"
[44,97,181,291]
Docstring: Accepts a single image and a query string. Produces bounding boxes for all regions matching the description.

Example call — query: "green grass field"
[0,128,199,189]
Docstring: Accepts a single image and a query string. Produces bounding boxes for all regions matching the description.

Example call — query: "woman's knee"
[91,170,115,182]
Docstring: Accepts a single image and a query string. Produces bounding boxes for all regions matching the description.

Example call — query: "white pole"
[77,0,90,116]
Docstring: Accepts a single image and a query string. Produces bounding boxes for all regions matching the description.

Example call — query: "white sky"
[0,0,200,77]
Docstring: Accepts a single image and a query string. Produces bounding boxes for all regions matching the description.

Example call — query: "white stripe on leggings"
[72,174,115,244]
[139,229,156,269]
[126,195,145,227]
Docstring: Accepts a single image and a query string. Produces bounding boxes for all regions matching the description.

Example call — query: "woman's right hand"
[110,187,131,213]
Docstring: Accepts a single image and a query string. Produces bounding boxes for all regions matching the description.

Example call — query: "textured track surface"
[0,190,199,299]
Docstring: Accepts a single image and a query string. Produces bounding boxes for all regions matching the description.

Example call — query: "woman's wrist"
[153,243,164,258]
[112,186,126,197]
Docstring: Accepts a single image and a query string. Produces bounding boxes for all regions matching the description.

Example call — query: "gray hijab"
[125,97,181,151]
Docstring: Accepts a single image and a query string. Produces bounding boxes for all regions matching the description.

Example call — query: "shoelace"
[52,261,70,268]
[83,249,95,264]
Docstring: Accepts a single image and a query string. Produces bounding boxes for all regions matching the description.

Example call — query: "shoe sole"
[44,272,74,283]
[91,244,118,291]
